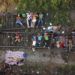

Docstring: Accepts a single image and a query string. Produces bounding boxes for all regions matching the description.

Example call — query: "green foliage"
[15,0,72,25]
[16,0,71,12]
[16,0,50,12]
[51,10,71,25]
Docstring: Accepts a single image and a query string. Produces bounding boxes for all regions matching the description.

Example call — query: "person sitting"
[15,32,23,43]
[32,34,37,52]
[43,32,50,48]
[36,33,43,47]
[60,41,65,48]
[16,14,24,27]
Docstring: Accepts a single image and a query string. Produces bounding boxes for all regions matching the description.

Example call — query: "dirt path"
[0,48,75,65]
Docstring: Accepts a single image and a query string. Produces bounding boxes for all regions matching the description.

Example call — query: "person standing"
[38,13,43,28]
[16,14,24,27]
[32,34,37,52]
[36,33,43,47]
[43,32,50,48]
[26,12,32,28]
[31,13,37,28]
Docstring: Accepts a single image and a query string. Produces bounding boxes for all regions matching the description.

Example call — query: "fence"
[0,31,31,48]
[0,13,75,49]
[0,13,18,30]
[0,31,75,49]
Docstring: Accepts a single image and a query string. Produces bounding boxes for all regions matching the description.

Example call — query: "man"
[26,12,32,28]
[16,14,24,27]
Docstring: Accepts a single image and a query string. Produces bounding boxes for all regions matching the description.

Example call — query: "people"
[32,34,37,52]
[0,12,74,50]
[67,33,73,52]
[16,14,24,27]
[38,13,44,28]
[43,32,50,48]
[26,12,32,28]
[36,33,43,47]
[15,32,23,43]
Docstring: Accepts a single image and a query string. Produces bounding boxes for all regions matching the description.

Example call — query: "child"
[32,34,37,52]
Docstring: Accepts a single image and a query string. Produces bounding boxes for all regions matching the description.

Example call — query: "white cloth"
[56,41,60,48]
[5,51,25,65]
[32,41,36,46]
[26,13,32,20]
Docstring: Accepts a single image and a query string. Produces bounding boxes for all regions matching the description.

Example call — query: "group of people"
[32,31,66,49]
[7,32,23,46]
[0,12,74,51]
[6,22,74,52]
[16,12,44,28]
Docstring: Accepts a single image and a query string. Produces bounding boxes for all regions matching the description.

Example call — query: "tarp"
[5,51,26,66]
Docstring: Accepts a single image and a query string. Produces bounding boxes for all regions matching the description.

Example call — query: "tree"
[50,0,71,25]
[0,0,73,25]
[0,0,18,12]
[17,0,49,12]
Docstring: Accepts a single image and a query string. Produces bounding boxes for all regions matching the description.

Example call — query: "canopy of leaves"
[16,0,72,12]
[0,0,74,25]
[16,0,73,25]
[0,0,74,12]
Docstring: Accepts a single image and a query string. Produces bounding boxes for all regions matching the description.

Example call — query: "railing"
[0,30,75,49]
[0,13,75,50]
[0,13,26,30]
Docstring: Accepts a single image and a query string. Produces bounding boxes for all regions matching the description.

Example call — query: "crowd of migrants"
[16,12,44,28]
[8,14,66,49]
[32,28,65,48]
[0,12,74,75]
[14,12,73,50]
[0,12,74,50]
